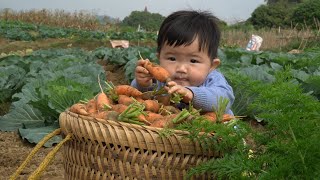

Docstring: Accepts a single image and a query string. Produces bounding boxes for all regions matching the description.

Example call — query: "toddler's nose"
[176,63,187,73]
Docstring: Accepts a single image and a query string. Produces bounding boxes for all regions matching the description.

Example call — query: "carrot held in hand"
[144,61,171,83]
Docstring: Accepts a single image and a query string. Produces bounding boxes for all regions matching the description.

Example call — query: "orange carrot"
[118,95,135,105]
[106,111,120,121]
[144,111,164,123]
[115,85,143,97]
[159,105,181,116]
[86,99,97,114]
[111,104,128,113]
[149,118,168,128]
[202,112,217,123]
[96,92,112,111]
[155,94,171,106]
[222,114,237,122]
[150,114,177,128]
[96,75,112,111]
[143,99,160,113]
[93,111,108,119]
[93,111,120,122]
[135,97,145,103]
[137,114,151,125]
[144,61,171,83]
[70,103,89,116]
[202,112,239,123]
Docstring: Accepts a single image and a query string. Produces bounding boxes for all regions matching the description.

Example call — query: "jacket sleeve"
[187,71,235,115]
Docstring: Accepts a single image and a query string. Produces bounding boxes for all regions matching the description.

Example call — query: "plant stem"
[172,109,190,124]
[288,124,307,172]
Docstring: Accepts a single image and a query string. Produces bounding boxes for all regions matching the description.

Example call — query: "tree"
[121,11,165,31]
[291,0,320,29]
[265,0,305,4]
[249,3,294,29]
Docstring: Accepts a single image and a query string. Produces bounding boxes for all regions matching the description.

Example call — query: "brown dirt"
[0,37,110,53]
[0,68,127,180]
[0,38,128,179]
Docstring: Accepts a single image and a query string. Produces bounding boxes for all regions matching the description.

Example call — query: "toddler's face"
[158,38,219,87]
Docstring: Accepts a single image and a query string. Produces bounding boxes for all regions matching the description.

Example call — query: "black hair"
[157,10,221,60]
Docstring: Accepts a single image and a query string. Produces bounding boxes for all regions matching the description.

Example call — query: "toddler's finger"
[136,66,149,74]
[166,80,177,87]
[167,85,180,94]
[137,59,148,66]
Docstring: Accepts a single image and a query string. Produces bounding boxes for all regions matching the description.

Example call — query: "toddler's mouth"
[172,77,189,84]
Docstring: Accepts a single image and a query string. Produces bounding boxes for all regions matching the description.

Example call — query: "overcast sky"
[2,0,265,23]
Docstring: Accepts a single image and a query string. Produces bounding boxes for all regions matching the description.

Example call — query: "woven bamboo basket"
[59,110,220,180]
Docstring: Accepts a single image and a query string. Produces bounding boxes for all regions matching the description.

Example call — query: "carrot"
[111,104,128,113]
[144,111,164,123]
[149,118,168,128]
[137,114,151,125]
[202,112,241,123]
[143,99,160,113]
[114,85,143,97]
[96,92,112,111]
[86,99,97,114]
[93,111,108,119]
[70,103,89,116]
[96,75,112,111]
[144,61,171,83]
[159,105,181,116]
[117,102,146,125]
[105,111,120,121]
[150,114,177,128]
[202,112,217,123]
[155,94,171,106]
[135,97,145,103]
[222,114,239,122]
[93,111,120,122]
[118,95,135,105]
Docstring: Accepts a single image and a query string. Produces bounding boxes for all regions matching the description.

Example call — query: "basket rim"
[63,109,214,137]
[60,109,218,157]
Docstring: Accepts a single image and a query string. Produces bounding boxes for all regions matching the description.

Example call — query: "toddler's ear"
[211,58,220,70]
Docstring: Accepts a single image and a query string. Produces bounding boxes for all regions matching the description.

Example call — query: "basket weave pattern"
[59,110,219,179]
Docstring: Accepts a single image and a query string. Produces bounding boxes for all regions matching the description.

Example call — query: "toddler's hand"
[135,59,153,87]
[165,81,193,103]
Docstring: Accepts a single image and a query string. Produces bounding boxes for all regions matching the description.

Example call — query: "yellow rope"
[10,128,62,180]
[28,133,72,180]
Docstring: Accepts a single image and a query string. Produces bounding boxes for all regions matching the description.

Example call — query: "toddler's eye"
[168,57,176,61]
[190,59,198,63]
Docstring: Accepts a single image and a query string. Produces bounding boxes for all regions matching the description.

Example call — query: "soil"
[0,38,128,180]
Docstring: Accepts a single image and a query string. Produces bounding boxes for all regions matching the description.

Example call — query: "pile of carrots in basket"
[69,60,238,128]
